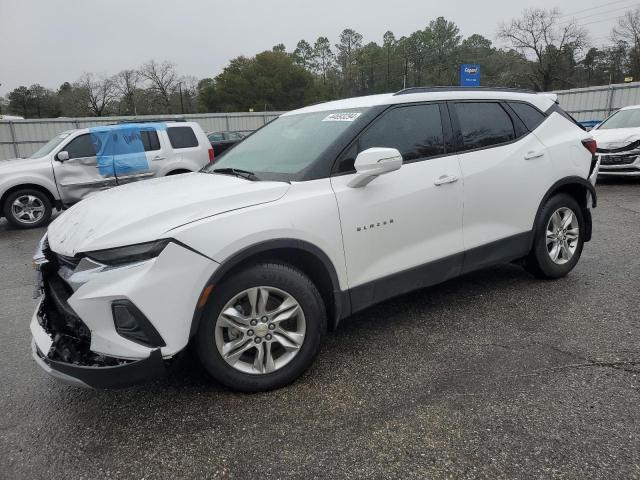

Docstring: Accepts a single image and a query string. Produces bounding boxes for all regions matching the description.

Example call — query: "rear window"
[167,126,199,149]
[508,102,547,131]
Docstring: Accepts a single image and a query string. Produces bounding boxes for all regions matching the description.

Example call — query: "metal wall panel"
[0,112,283,160]
[553,81,640,121]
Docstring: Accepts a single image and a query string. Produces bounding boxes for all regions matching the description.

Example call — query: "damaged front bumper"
[30,297,166,389]
[30,237,167,388]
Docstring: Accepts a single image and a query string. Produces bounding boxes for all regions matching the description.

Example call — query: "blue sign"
[459,64,481,87]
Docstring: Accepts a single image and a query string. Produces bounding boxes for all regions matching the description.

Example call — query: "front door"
[330,103,464,311]
[53,133,116,205]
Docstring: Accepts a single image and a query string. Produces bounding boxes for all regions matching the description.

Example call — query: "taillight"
[582,138,597,155]
[208,147,215,162]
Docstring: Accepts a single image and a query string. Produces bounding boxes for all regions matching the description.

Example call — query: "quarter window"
[508,102,547,131]
[167,126,199,149]
[64,134,98,159]
[454,102,515,151]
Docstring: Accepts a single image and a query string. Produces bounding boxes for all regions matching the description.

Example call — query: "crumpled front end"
[30,235,217,388]
[596,140,640,177]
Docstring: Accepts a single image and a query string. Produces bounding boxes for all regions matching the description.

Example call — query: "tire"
[195,262,326,392]
[2,188,52,229]
[524,193,585,279]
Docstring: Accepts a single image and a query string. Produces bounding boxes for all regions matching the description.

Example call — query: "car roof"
[71,120,199,135]
[283,88,556,116]
[618,104,640,111]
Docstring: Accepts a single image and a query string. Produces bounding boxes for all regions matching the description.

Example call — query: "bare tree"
[613,8,640,79]
[498,8,587,90]
[139,60,179,113]
[115,69,140,115]
[76,73,117,116]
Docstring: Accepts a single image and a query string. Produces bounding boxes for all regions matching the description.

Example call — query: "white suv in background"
[31,88,599,392]
[0,121,213,228]
[590,105,640,177]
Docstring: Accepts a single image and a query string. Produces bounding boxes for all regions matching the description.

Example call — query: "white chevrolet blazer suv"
[30,88,599,392]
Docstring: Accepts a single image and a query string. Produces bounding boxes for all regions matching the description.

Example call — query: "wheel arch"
[533,176,596,242]
[190,239,349,338]
[1,183,59,216]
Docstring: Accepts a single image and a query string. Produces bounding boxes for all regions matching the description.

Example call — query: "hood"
[0,156,49,171]
[591,127,640,150]
[47,172,290,256]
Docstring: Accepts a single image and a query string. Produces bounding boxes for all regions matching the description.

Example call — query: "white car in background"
[0,121,213,228]
[590,105,640,177]
[31,87,599,392]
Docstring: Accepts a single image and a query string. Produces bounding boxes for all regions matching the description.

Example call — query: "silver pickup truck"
[0,121,213,228]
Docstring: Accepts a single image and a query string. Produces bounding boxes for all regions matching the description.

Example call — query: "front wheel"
[195,263,326,392]
[2,188,52,229]
[524,193,585,279]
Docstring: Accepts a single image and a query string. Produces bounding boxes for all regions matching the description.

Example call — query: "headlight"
[84,239,170,266]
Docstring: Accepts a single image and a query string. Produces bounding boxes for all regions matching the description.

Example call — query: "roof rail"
[110,117,187,125]
[393,86,537,96]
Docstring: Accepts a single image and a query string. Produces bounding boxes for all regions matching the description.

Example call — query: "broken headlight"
[84,239,170,266]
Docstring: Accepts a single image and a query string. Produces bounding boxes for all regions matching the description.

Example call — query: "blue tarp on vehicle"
[89,123,166,177]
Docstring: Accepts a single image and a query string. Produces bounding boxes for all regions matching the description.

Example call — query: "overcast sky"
[0,0,630,96]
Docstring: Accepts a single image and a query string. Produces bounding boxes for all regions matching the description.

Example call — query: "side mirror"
[347,147,402,188]
[56,151,69,162]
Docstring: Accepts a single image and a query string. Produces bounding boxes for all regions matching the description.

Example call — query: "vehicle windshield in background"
[596,109,640,130]
[28,133,70,159]
[203,109,367,179]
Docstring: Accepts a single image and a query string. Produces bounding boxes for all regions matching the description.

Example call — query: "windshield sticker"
[322,112,361,122]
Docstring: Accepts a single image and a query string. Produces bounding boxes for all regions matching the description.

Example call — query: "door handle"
[524,150,545,160]
[153,155,166,161]
[434,174,459,186]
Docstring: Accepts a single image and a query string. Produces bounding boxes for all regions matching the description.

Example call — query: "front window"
[28,133,70,159]
[596,109,640,130]
[203,109,367,180]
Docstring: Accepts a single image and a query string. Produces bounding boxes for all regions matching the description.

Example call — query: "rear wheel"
[195,263,326,392]
[2,188,52,229]
[524,193,584,279]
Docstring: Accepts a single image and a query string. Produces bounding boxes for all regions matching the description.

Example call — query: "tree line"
[4,7,640,118]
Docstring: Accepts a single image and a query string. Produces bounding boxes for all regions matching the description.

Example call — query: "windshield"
[203,109,367,180]
[28,133,70,159]
[596,109,640,130]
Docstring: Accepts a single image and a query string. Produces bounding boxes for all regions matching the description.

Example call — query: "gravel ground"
[1,180,639,479]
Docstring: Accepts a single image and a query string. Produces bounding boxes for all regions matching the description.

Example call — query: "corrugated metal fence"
[0,112,283,160]
[553,81,640,122]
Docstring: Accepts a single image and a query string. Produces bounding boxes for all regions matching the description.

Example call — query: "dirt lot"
[1,180,639,479]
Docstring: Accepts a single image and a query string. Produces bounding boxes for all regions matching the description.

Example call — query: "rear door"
[115,126,163,185]
[331,103,464,310]
[449,100,552,272]
[53,133,115,204]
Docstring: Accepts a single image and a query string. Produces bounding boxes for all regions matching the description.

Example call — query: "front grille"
[599,154,637,166]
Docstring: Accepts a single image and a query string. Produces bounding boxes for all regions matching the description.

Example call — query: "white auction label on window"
[322,112,362,122]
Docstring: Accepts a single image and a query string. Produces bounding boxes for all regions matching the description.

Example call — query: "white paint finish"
[331,156,463,288]
[457,133,553,249]
[30,309,53,355]
[47,172,289,256]
[171,178,350,290]
[67,243,217,358]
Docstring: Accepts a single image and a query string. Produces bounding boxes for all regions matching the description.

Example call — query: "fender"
[189,238,348,337]
[533,176,597,242]
[0,176,61,204]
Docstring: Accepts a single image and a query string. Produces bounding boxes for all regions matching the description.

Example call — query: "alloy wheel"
[546,207,580,265]
[11,195,46,224]
[214,286,306,375]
